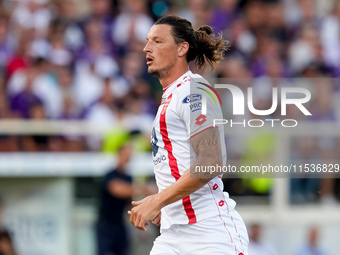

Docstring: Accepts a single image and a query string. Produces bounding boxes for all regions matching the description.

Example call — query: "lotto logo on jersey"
[182,94,202,103]
[195,114,207,125]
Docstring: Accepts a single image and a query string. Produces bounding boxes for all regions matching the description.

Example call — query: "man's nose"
[143,41,151,53]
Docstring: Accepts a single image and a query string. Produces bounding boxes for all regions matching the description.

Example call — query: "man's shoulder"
[105,170,132,184]
[176,74,221,106]
[104,169,118,180]
[176,73,211,96]
[105,169,122,179]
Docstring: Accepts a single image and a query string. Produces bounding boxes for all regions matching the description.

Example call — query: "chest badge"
[161,94,172,115]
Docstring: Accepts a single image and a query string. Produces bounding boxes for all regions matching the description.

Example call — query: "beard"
[148,58,177,79]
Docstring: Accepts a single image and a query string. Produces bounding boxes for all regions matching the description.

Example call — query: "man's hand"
[152,212,161,227]
[128,195,162,231]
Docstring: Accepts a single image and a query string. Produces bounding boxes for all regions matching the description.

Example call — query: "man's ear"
[178,42,189,58]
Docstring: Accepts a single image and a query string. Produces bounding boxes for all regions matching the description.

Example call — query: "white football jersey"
[151,70,229,229]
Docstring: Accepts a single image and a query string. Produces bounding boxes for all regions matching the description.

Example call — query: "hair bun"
[197,25,213,35]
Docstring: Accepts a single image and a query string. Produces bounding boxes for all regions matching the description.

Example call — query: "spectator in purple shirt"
[10,69,44,119]
[210,0,239,34]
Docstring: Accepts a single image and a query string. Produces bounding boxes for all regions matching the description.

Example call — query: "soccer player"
[128,15,249,255]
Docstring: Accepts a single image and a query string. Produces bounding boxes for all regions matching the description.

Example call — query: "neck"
[159,63,189,88]
[116,163,125,172]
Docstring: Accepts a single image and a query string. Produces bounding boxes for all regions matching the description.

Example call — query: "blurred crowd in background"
[0,0,339,203]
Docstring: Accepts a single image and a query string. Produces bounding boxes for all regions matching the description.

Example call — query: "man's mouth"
[146,56,154,65]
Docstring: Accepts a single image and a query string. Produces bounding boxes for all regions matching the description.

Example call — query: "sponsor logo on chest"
[190,102,202,112]
[182,93,202,104]
[153,154,167,165]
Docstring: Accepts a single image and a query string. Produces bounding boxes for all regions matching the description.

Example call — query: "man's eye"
[156,41,161,43]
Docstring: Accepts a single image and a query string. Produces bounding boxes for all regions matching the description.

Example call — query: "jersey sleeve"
[105,170,132,188]
[178,80,223,138]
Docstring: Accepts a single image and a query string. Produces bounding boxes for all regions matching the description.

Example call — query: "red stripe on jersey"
[159,93,197,224]
[182,196,197,224]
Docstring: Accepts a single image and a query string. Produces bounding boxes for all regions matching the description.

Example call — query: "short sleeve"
[178,80,223,138]
[104,170,132,187]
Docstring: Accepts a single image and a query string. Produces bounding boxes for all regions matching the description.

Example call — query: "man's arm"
[109,179,157,199]
[128,127,223,230]
[108,179,134,199]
